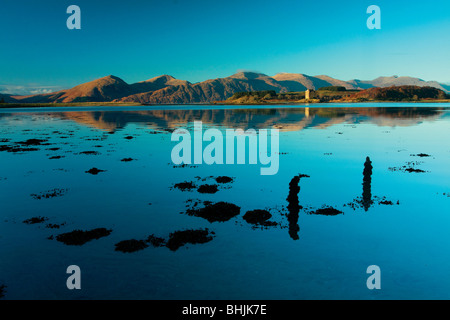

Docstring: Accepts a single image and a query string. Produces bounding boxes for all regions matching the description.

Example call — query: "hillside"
[348,85,449,102]
[3,73,450,105]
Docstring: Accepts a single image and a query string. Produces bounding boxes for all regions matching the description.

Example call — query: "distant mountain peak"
[228,71,268,80]
[144,75,176,82]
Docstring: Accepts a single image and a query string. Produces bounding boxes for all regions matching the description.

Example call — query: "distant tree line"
[354,86,449,101]
[317,86,347,92]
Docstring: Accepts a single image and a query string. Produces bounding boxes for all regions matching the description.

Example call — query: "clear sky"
[1,0,449,94]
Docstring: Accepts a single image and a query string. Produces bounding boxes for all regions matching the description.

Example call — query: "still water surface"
[0,103,449,299]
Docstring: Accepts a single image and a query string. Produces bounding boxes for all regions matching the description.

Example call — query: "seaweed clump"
[311,207,343,216]
[56,228,112,245]
[114,239,149,253]
[23,216,49,224]
[243,209,276,227]
[30,188,68,200]
[166,229,214,251]
[186,201,240,222]
[146,235,166,247]
[197,184,219,194]
[173,181,196,191]
[85,168,106,175]
[215,176,234,184]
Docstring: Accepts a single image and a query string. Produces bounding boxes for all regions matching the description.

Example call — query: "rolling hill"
[4,72,450,104]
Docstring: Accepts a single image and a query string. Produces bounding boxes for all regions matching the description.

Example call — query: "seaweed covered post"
[286,174,308,240]
[362,156,373,211]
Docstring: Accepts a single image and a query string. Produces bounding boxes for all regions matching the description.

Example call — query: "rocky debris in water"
[197,184,219,194]
[0,284,6,299]
[55,228,112,246]
[405,168,426,173]
[49,156,64,159]
[30,188,68,200]
[310,206,343,216]
[173,181,197,191]
[124,136,134,140]
[146,234,166,247]
[411,153,431,157]
[215,176,234,184]
[23,216,49,224]
[344,196,399,210]
[85,167,106,175]
[46,222,66,229]
[47,147,60,151]
[185,201,240,223]
[172,163,198,168]
[120,158,134,162]
[166,228,215,251]
[114,239,149,253]
[389,161,427,173]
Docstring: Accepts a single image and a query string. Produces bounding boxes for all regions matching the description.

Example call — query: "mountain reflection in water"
[1,104,447,132]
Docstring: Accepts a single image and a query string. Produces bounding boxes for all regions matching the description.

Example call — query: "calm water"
[0,103,449,300]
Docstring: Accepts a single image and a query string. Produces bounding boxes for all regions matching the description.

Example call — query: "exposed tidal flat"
[0,103,449,299]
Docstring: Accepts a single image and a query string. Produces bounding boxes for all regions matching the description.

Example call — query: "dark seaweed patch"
[56,228,112,246]
[411,153,431,157]
[173,181,196,191]
[215,176,234,184]
[405,168,426,173]
[0,144,39,153]
[172,163,198,168]
[46,222,66,229]
[16,138,48,146]
[120,158,134,162]
[114,239,149,253]
[30,188,68,200]
[146,235,166,247]
[185,201,240,223]
[389,161,427,173]
[197,184,219,194]
[243,210,273,225]
[166,229,214,251]
[78,151,100,155]
[23,216,49,224]
[310,207,343,216]
[85,168,106,175]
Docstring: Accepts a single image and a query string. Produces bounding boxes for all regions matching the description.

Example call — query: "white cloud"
[0,85,64,96]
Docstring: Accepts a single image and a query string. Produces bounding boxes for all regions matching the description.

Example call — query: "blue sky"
[1,0,449,94]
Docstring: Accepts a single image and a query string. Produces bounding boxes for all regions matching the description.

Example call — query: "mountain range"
[3,72,450,104]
